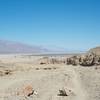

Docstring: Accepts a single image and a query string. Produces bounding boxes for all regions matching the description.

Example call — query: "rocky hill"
[89,46,100,55]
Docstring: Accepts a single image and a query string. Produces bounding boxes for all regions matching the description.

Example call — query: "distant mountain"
[43,45,85,54]
[0,40,48,54]
[89,46,100,55]
[0,40,86,54]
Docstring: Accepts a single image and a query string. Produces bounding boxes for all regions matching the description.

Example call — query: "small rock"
[17,84,37,97]
[58,88,72,96]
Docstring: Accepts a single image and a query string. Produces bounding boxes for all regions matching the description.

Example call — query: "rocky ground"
[0,54,100,100]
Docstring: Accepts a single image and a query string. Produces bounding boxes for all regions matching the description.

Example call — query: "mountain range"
[0,40,48,54]
[0,40,86,54]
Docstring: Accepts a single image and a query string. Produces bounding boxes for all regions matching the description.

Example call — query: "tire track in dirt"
[71,68,87,100]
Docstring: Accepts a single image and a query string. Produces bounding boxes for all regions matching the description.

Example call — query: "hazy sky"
[0,0,100,50]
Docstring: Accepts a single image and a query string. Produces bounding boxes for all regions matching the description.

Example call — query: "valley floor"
[0,55,100,100]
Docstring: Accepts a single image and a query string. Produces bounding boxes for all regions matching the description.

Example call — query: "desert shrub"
[66,53,100,66]
[66,56,79,66]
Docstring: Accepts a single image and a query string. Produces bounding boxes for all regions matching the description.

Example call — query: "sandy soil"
[0,54,100,100]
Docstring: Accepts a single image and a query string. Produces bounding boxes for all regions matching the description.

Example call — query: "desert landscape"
[0,47,100,100]
[0,0,99,100]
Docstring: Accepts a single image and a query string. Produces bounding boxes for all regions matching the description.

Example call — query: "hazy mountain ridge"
[0,40,86,54]
[0,40,48,54]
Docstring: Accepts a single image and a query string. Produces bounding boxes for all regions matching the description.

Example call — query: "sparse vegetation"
[67,53,100,66]
[39,53,100,66]
[0,69,12,76]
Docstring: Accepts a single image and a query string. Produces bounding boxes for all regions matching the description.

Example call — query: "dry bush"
[39,53,100,66]
[67,56,79,66]
[0,69,12,76]
[66,53,100,66]
[79,53,95,66]
[39,57,50,65]
[58,88,72,96]
[39,57,67,65]
[50,58,60,64]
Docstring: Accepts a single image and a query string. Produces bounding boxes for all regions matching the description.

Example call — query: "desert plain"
[0,54,100,100]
